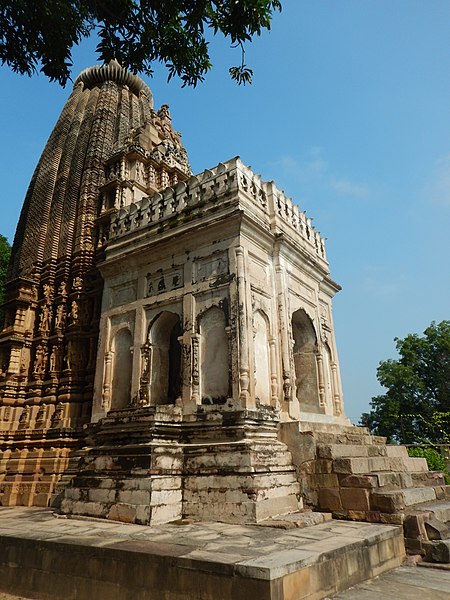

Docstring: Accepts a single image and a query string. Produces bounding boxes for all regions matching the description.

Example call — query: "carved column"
[101,351,113,411]
[275,264,295,407]
[235,247,251,406]
[191,333,200,404]
[316,349,326,408]
[269,337,279,407]
[331,362,342,416]
[138,343,152,406]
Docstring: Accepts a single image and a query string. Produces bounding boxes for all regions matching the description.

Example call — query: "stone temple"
[1,63,449,558]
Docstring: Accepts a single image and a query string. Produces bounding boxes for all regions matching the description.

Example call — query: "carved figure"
[55,304,66,330]
[58,281,68,296]
[70,301,79,324]
[43,283,53,301]
[49,346,61,373]
[33,344,47,376]
[73,276,83,291]
[39,305,52,335]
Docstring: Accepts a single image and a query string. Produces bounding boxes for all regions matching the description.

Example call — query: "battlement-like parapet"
[108,157,327,264]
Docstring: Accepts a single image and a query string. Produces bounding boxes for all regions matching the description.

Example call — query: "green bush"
[408,446,450,484]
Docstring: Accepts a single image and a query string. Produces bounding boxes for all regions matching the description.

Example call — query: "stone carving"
[52,402,64,425]
[70,301,79,324]
[18,405,30,426]
[39,305,52,335]
[33,344,47,377]
[55,304,66,331]
[138,343,151,405]
[58,281,68,296]
[73,277,83,291]
[35,404,47,424]
[49,346,61,373]
[43,283,53,302]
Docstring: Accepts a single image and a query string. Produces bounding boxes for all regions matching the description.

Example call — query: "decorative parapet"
[108,157,327,262]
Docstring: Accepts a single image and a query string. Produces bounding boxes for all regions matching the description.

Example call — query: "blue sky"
[1,1,449,422]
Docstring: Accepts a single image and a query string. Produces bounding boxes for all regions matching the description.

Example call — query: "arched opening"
[149,311,182,404]
[199,306,229,404]
[111,328,133,409]
[253,311,271,405]
[291,309,320,413]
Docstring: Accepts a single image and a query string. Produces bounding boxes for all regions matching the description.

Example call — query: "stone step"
[332,455,428,475]
[413,499,450,523]
[315,432,387,446]
[372,487,439,513]
[338,470,446,491]
[317,444,409,460]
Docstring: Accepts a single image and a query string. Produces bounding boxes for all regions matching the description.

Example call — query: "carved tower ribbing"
[0,62,190,506]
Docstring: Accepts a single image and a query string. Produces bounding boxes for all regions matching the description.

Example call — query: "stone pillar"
[269,337,279,407]
[274,263,298,419]
[316,349,326,409]
[331,362,342,416]
[235,247,252,407]
[101,351,113,411]
[191,333,200,406]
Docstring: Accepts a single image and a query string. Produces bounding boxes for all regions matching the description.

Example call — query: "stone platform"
[0,507,404,600]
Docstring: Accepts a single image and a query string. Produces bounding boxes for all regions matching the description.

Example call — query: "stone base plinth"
[60,406,301,525]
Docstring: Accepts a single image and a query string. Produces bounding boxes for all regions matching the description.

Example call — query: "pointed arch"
[199,306,229,404]
[291,309,320,413]
[253,310,271,405]
[148,311,182,405]
[110,328,133,409]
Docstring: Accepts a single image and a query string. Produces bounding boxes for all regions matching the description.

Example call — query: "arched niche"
[149,311,182,405]
[291,309,320,413]
[111,328,133,410]
[199,306,229,404]
[253,310,271,405]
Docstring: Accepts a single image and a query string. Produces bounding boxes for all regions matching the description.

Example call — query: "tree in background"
[361,321,450,444]
[0,1,282,86]
[0,235,11,325]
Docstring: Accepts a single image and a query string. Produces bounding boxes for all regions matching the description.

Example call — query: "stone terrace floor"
[0,506,439,599]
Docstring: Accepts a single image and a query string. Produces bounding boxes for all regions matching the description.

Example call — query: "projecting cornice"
[74,59,153,103]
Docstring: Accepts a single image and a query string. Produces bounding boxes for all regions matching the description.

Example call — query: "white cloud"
[423,153,450,207]
[330,177,369,199]
[277,147,328,182]
[272,148,369,200]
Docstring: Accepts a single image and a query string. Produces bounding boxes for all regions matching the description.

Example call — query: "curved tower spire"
[0,62,190,506]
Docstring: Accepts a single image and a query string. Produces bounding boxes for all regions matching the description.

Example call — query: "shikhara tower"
[0,61,191,506]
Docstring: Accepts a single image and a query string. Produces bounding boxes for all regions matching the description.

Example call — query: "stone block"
[340,488,371,511]
[385,445,408,458]
[425,517,450,540]
[402,486,436,506]
[107,502,136,523]
[339,474,378,489]
[117,489,151,505]
[318,488,342,511]
[424,540,450,563]
[308,473,339,489]
[88,488,116,504]
[371,491,404,513]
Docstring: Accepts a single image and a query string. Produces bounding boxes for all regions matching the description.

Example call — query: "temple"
[1,63,449,558]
